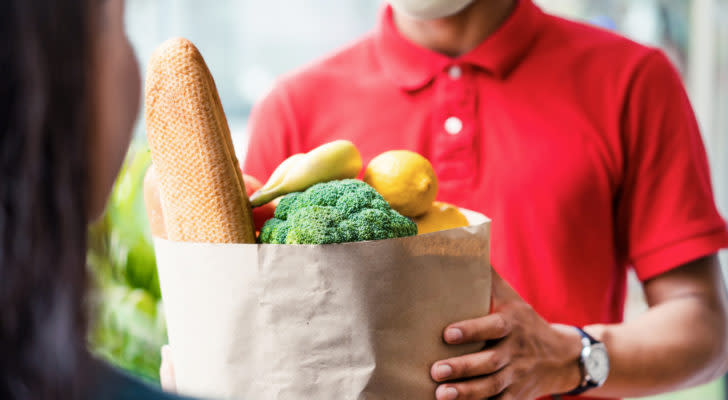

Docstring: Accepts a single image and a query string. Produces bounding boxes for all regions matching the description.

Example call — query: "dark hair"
[1,0,94,398]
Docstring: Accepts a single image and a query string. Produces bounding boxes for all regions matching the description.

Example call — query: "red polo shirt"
[244,1,728,397]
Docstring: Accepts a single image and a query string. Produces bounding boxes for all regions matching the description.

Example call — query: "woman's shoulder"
[83,359,197,400]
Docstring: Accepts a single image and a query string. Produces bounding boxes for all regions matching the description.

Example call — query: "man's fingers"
[431,348,510,382]
[435,367,513,400]
[160,345,177,393]
[443,312,512,344]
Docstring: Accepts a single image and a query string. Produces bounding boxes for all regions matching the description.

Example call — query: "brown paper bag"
[155,210,491,400]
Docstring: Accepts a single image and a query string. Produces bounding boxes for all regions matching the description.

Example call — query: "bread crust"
[145,38,255,243]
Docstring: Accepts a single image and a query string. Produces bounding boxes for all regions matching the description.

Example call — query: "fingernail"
[434,364,453,379]
[444,328,463,342]
[436,385,458,400]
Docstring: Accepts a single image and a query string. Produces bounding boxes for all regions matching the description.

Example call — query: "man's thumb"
[491,267,522,305]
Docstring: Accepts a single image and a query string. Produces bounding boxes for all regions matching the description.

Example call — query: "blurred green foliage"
[87,144,167,383]
[629,378,724,400]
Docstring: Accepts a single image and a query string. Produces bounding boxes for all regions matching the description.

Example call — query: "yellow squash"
[250,140,362,206]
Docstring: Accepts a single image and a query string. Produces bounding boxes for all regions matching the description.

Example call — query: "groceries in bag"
[143,37,492,400]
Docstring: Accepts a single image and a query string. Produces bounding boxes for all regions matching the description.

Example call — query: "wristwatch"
[565,327,610,396]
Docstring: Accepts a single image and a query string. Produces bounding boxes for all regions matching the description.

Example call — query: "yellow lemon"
[364,150,438,217]
[414,202,469,234]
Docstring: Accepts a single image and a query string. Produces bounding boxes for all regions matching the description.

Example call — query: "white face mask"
[387,0,476,19]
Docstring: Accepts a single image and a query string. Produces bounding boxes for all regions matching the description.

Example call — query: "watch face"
[585,345,610,384]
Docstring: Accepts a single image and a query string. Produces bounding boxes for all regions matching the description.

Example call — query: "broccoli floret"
[285,206,344,244]
[273,192,301,220]
[259,217,291,244]
[259,179,417,244]
[348,208,392,241]
[388,209,418,238]
[335,186,390,215]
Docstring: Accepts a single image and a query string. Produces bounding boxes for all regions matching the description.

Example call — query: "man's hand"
[431,271,583,400]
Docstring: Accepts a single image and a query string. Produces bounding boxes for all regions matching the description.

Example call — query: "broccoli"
[260,179,417,244]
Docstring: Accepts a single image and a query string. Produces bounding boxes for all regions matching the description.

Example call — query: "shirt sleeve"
[241,81,301,183]
[616,49,728,281]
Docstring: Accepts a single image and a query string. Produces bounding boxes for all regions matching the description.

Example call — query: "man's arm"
[430,255,728,400]
[585,254,728,397]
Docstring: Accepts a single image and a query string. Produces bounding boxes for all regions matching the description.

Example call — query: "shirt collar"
[375,0,546,91]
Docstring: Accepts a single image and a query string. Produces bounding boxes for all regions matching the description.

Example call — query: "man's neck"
[392,0,518,57]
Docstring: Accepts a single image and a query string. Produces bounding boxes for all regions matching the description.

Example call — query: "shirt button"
[448,65,462,79]
[444,116,463,135]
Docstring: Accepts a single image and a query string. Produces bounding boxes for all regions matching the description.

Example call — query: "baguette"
[144,37,256,243]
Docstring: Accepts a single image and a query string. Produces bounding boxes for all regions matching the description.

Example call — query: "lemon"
[364,150,438,217]
[414,202,469,234]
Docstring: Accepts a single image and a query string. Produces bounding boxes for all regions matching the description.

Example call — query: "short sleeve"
[242,81,301,182]
[616,49,728,281]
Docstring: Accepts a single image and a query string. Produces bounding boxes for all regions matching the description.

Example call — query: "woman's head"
[0,0,139,397]
[90,0,141,218]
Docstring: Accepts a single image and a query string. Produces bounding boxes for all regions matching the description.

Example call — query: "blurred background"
[88,1,728,399]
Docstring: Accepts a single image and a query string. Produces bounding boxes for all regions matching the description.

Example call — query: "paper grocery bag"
[155,210,491,400]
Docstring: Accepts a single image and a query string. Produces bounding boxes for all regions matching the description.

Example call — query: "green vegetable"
[106,147,161,298]
[260,179,417,244]
[88,285,167,382]
[87,143,167,383]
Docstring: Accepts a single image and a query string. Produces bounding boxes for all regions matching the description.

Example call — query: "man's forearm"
[584,257,728,398]
[430,257,727,400]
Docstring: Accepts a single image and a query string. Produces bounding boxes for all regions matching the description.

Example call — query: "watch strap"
[564,380,599,396]
[576,327,598,345]
[563,327,600,396]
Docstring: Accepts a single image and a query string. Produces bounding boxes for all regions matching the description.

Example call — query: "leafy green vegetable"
[89,285,167,382]
[106,147,161,298]
[261,179,417,244]
[87,143,167,383]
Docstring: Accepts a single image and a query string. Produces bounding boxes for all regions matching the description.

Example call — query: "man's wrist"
[550,323,585,394]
